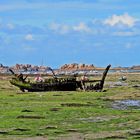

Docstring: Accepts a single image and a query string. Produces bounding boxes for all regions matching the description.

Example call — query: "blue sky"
[0,0,140,68]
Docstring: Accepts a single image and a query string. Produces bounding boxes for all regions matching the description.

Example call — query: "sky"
[0,0,140,68]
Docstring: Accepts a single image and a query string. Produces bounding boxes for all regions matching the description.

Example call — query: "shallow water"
[112,100,140,110]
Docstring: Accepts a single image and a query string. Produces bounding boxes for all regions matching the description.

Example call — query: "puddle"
[112,100,140,110]
[21,109,33,112]
[79,116,117,123]
[53,94,63,96]
[129,129,140,136]
[85,131,127,140]
[17,115,45,119]
[67,129,79,132]
[49,108,61,111]
[61,103,94,107]
[45,125,57,129]
[0,131,8,134]
[14,128,30,131]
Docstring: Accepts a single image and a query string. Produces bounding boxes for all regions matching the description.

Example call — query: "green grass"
[0,74,140,139]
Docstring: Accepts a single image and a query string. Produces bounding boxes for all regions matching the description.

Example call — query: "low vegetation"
[0,73,140,139]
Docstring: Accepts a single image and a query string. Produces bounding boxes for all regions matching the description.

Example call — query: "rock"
[60,63,95,70]
[132,84,140,88]
[118,76,127,81]
[114,82,128,86]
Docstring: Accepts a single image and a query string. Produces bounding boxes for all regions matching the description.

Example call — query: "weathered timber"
[95,64,111,90]
[84,64,111,91]
[9,64,111,92]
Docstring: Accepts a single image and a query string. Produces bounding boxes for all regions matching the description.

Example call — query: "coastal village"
[0,63,140,75]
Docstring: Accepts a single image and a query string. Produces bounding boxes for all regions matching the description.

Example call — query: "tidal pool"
[112,100,140,110]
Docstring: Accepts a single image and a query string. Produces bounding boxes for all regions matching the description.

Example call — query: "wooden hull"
[9,64,111,92]
[10,79,77,92]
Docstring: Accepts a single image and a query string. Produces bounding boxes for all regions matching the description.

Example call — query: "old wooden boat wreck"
[9,64,111,92]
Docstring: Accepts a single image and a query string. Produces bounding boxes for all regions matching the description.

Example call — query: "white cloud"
[104,13,136,27]
[60,25,70,34]
[49,22,93,34]
[7,23,15,29]
[49,22,60,31]
[49,22,70,34]
[73,22,91,33]
[25,34,34,41]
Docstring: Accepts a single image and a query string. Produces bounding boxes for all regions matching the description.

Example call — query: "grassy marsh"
[0,74,140,139]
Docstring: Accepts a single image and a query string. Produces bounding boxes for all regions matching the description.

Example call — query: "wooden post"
[94,64,111,91]
[99,64,111,90]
